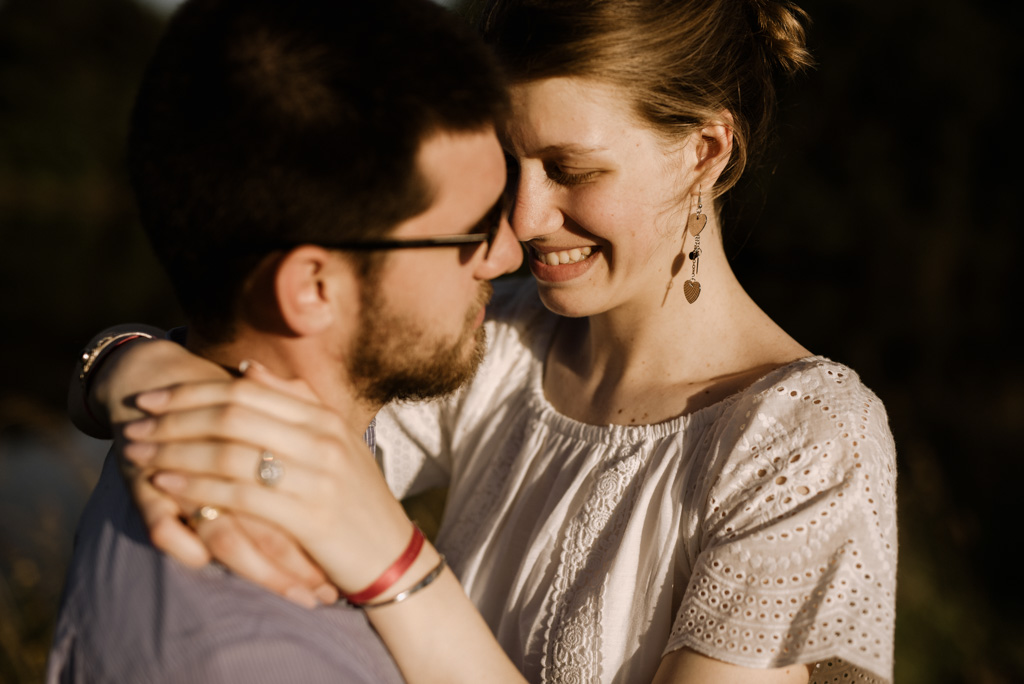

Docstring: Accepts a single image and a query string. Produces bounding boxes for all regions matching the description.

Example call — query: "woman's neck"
[543,253,810,426]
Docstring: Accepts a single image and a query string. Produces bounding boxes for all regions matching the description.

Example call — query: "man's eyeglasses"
[316,195,506,259]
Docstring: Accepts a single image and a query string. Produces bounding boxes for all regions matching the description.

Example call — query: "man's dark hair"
[129,0,508,341]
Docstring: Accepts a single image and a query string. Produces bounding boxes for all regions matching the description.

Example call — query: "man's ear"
[274,245,360,336]
[693,110,735,188]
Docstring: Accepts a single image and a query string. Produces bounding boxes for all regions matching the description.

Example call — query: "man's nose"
[475,217,523,279]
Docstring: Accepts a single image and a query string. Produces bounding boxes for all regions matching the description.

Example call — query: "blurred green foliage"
[1,0,1021,682]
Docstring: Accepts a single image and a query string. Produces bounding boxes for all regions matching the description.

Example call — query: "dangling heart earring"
[683,188,706,304]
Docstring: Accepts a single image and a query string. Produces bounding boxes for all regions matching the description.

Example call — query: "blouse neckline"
[520,309,823,445]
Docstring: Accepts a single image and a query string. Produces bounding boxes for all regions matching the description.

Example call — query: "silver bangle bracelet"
[79,331,157,392]
[364,554,446,609]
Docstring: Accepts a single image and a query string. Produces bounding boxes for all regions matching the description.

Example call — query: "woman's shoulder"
[730,356,889,430]
[707,356,896,483]
[673,357,898,683]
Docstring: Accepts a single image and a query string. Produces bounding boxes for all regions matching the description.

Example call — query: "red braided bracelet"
[344,525,424,606]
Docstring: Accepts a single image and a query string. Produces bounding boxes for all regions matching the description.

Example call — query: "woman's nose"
[510,170,562,243]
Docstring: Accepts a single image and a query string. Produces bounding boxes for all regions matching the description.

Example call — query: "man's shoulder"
[48,450,403,684]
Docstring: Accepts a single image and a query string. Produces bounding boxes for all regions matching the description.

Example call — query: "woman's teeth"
[537,246,593,266]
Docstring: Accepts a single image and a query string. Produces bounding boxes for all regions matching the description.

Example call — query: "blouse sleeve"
[664,361,897,683]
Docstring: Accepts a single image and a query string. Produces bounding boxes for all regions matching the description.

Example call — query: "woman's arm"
[123,373,526,684]
[69,324,169,438]
[120,369,827,684]
[653,649,812,684]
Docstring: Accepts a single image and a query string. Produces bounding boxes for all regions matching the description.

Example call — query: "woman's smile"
[527,244,601,282]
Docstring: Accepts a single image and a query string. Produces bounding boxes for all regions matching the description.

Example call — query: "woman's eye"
[543,161,599,186]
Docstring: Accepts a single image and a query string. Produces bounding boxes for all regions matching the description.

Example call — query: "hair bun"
[748,0,814,75]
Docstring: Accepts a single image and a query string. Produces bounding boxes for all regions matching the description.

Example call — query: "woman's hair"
[479,0,813,198]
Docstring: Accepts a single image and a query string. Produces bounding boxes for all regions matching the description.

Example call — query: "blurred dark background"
[1,0,1021,681]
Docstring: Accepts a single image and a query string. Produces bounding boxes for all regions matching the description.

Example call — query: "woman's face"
[504,77,697,318]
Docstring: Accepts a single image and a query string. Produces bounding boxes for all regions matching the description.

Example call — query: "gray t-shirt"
[47,449,404,684]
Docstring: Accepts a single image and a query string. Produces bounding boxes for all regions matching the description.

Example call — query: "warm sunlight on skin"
[653,648,813,684]
[370,128,520,353]
[504,77,702,320]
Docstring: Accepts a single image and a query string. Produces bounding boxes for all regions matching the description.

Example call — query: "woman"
[80,0,897,682]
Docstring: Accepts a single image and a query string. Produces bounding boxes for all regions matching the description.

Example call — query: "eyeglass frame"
[258,192,510,260]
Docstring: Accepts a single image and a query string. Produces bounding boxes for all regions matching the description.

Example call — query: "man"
[47,0,520,681]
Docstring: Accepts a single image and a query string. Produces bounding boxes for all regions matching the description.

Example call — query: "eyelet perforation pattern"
[379,290,897,684]
[667,362,896,683]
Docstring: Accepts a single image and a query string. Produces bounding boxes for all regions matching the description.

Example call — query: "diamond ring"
[256,449,284,487]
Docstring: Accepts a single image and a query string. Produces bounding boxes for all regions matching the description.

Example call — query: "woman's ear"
[693,110,735,187]
[274,245,360,336]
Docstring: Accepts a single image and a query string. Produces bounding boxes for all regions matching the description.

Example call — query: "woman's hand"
[122,364,415,595]
[131,456,339,608]
[126,364,342,606]
[70,330,335,604]
[123,363,527,684]
[71,332,230,435]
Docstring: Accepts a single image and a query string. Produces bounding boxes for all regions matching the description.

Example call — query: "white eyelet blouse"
[376,279,896,684]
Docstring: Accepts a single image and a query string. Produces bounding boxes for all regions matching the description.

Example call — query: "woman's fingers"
[126,443,333,607]
[153,474,310,537]
[239,360,321,404]
[188,510,326,608]
[133,376,349,436]
[126,468,211,567]
[132,440,331,501]
[125,440,264,484]
[239,360,363,433]
[150,468,413,594]
[123,371,415,595]
[124,399,373,478]
[123,403,352,470]
[232,514,339,604]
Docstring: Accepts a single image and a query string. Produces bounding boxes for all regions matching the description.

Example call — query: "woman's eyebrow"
[534,143,607,157]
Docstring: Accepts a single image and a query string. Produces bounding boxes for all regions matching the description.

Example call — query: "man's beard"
[346,279,493,406]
